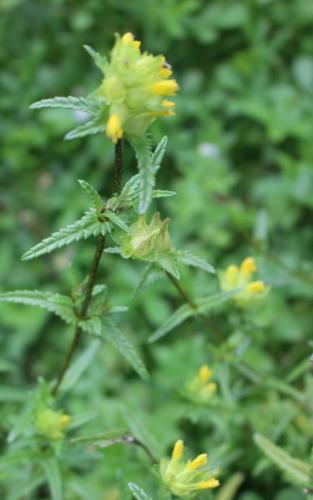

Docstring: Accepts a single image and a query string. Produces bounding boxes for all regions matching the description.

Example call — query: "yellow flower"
[185,364,217,405]
[106,114,123,143]
[35,409,71,441]
[160,440,220,498]
[95,32,178,142]
[219,256,269,306]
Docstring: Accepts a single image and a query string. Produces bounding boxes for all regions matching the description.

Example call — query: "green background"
[1,1,313,498]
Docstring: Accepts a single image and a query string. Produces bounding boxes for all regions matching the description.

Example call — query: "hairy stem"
[165,271,221,340]
[52,139,123,395]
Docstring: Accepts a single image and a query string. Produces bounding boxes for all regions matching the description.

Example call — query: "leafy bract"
[149,290,236,342]
[128,482,153,500]
[254,433,310,485]
[22,209,105,261]
[30,96,101,114]
[0,290,76,324]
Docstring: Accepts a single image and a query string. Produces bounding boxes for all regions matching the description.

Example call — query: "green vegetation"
[1,1,313,499]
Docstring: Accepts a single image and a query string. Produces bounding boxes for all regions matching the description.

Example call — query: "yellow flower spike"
[240,256,257,277]
[151,80,178,96]
[187,453,208,470]
[106,114,123,143]
[121,32,134,45]
[246,281,266,294]
[199,364,212,384]
[196,478,220,490]
[162,100,175,108]
[172,440,184,463]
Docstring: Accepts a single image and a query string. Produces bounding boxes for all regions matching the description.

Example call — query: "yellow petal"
[162,100,175,108]
[106,114,123,144]
[187,453,207,470]
[245,281,266,294]
[132,40,141,49]
[122,32,134,45]
[151,80,178,96]
[240,257,257,277]
[204,382,217,394]
[196,478,220,489]
[172,440,184,462]
[199,364,212,383]
[160,67,173,78]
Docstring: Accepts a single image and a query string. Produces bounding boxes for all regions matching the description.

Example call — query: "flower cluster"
[185,364,217,404]
[35,408,71,441]
[160,440,220,498]
[120,212,174,262]
[219,256,268,306]
[96,32,178,143]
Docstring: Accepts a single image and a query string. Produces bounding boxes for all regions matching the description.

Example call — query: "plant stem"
[52,139,123,395]
[165,272,221,340]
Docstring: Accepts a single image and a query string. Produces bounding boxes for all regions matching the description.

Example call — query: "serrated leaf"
[134,264,164,296]
[104,210,129,232]
[0,290,76,324]
[100,320,149,381]
[151,136,167,169]
[128,482,152,500]
[65,119,106,140]
[40,457,62,500]
[22,209,105,260]
[78,179,104,211]
[254,433,310,485]
[177,251,215,274]
[60,340,101,392]
[30,96,101,115]
[83,44,107,69]
[129,135,154,214]
[152,189,176,199]
[149,290,235,343]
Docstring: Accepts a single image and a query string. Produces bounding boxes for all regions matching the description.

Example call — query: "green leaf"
[104,210,129,232]
[149,290,235,342]
[254,433,310,485]
[100,320,149,381]
[151,136,167,169]
[215,473,245,500]
[152,189,176,199]
[134,264,164,296]
[177,251,215,274]
[128,482,153,500]
[78,179,104,211]
[40,457,63,500]
[65,119,106,140]
[30,96,101,114]
[60,340,101,392]
[129,135,154,214]
[83,44,107,69]
[22,209,105,260]
[0,290,76,324]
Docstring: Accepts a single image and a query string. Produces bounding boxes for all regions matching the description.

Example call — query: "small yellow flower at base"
[160,67,173,78]
[187,453,208,470]
[160,440,220,498]
[185,364,217,405]
[246,281,266,294]
[151,80,178,96]
[199,364,212,384]
[106,114,123,143]
[196,478,220,489]
[172,439,184,462]
[219,256,269,307]
[240,256,257,277]
[162,100,175,108]
[35,409,71,441]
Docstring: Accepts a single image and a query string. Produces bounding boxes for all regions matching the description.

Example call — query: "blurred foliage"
[1,0,313,499]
